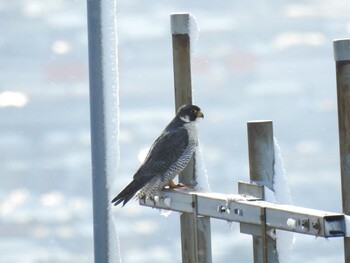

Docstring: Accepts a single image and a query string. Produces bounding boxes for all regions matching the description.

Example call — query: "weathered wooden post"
[247,121,279,263]
[334,39,350,263]
[171,13,212,263]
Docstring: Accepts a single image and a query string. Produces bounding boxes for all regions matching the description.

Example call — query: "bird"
[111,104,204,206]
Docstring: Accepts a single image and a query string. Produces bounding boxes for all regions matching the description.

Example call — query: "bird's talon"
[174,183,186,188]
[168,179,186,188]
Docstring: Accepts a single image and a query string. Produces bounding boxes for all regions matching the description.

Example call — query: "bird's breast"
[183,122,198,146]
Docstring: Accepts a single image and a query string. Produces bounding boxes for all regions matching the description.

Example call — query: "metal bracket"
[140,185,346,238]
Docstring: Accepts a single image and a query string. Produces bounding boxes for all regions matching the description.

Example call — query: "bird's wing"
[134,128,189,179]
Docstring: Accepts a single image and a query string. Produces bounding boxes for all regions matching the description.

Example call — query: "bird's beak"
[197,111,204,118]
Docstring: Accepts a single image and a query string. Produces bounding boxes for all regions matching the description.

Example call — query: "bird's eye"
[192,109,197,114]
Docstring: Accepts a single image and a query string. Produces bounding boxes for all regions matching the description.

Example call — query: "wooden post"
[334,39,350,263]
[171,13,212,263]
[171,13,193,112]
[247,121,279,263]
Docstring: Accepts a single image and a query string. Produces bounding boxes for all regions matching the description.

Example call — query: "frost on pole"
[102,0,119,188]
[273,137,294,263]
[170,13,200,54]
[194,143,211,192]
[101,0,120,262]
[273,137,293,205]
[188,14,200,54]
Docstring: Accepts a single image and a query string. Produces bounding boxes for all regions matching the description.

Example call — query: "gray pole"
[247,121,279,263]
[171,13,212,263]
[87,1,112,262]
[333,39,350,263]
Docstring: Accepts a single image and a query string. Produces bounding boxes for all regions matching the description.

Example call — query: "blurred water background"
[1,0,349,262]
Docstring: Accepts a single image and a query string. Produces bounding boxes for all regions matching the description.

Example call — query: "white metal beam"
[139,186,345,238]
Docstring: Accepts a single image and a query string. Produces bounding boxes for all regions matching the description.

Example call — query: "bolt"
[234,208,242,216]
[301,218,309,230]
[217,205,226,213]
[312,220,321,234]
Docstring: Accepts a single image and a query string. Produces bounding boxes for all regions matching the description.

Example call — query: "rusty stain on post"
[334,39,350,263]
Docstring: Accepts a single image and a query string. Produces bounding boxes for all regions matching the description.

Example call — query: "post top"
[170,13,190,34]
[247,120,273,124]
[333,39,350,61]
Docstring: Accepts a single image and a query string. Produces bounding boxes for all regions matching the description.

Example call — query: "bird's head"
[177,104,204,123]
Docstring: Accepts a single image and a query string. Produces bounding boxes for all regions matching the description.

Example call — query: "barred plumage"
[111,104,204,207]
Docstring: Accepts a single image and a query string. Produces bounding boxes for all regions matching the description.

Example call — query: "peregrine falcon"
[111,104,204,206]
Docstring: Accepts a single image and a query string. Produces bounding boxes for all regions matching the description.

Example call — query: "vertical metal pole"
[247,121,279,263]
[192,194,200,260]
[171,13,212,263]
[87,1,111,262]
[260,207,268,263]
[334,39,350,263]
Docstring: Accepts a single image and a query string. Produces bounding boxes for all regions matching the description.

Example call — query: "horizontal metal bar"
[139,188,345,238]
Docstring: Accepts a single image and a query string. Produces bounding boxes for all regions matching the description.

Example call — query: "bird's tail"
[111,177,147,207]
